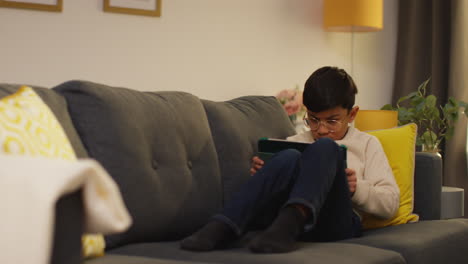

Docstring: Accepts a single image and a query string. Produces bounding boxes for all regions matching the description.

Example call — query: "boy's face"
[306,106,359,140]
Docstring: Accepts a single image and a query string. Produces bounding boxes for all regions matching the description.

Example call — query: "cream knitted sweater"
[287,126,400,220]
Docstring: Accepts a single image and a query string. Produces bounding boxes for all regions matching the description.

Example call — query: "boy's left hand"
[345,168,357,195]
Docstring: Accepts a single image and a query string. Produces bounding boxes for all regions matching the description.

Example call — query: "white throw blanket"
[0,155,132,264]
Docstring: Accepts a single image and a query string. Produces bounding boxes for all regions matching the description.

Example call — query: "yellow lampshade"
[323,0,383,32]
[354,110,398,131]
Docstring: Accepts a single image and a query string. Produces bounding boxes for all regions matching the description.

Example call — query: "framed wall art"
[103,0,161,17]
[0,0,62,12]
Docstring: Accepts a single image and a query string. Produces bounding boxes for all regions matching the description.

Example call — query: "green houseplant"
[381,78,468,153]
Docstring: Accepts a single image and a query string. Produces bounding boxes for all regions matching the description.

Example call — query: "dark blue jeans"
[213,138,362,242]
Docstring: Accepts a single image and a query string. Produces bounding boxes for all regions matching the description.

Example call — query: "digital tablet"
[257,138,347,165]
[257,138,311,162]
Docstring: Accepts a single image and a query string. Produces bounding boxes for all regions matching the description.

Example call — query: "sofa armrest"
[413,152,442,220]
[50,190,83,264]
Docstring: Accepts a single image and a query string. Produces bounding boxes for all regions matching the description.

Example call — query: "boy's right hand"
[250,156,264,176]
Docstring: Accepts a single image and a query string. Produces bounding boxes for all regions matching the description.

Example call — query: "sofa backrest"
[202,96,296,204]
[54,81,223,249]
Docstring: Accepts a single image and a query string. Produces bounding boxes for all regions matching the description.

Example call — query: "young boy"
[180,66,400,253]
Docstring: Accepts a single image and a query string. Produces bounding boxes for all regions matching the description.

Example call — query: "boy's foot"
[180,220,235,251]
[248,206,306,253]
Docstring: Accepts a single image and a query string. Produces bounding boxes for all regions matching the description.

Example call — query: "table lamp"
[354,110,398,131]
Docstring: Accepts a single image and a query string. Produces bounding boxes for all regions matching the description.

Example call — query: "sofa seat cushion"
[202,97,296,204]
[55,81,222,249]
[107,241,405,264]
[84,254,209,264]
[344,219,468,264]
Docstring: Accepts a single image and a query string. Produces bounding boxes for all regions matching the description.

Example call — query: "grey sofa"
[1,81,468,264]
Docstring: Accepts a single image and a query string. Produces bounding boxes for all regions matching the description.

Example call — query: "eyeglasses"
[303,114,343,132]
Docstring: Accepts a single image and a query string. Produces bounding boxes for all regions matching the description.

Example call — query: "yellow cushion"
[0,86,76,159]
[0,86,105,258]
[361,123,419,229]
[82,234,105,258]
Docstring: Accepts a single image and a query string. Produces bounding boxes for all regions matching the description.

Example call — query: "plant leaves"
[396,95,410,106]
[381,104,395,111]
[397,107,413,124]
[412,96,425,109]
[382,77,468,149]
[417,78,431,96]
[416,137,423,146]
[448,97,458,107]
[425,95,437,108]
[429,107,441,122]
[422,130,438,147]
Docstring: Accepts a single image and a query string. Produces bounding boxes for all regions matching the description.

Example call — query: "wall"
[0,0,397,108]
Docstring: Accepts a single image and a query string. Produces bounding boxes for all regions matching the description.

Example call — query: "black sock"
[180,220,235,251]
[248,206,307,253]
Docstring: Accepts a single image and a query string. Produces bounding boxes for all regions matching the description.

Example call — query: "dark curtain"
[393,0,451,106]
[393,0,468,218]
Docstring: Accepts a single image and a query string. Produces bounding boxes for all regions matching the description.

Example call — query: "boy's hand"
[345,168,357,195]
[250,156,264,176]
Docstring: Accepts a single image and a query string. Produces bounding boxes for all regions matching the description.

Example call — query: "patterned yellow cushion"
[82,234,105,258]
[361,123,419,229]
[0,86,76,159]
[0,86,105,258]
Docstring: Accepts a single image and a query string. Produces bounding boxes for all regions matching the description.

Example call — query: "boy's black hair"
[303,66,358,112]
